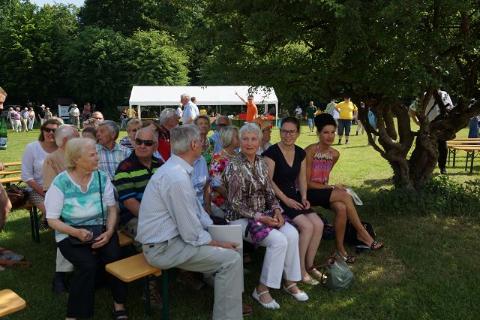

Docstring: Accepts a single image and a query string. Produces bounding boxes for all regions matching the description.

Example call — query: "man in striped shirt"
[114,127,162,237]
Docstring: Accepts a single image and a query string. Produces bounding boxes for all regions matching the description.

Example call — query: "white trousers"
[230,219,301,289]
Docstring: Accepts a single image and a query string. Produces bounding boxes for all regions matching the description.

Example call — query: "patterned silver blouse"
[223,152,282,221]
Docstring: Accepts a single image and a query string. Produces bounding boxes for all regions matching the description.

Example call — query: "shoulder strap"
[97,171,105,226]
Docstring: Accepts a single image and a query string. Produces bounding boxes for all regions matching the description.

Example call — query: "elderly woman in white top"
[223,123,308,310]
[21,118,63,223]
[45,137,127,320]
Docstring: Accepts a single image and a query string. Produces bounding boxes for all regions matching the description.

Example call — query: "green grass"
[1,125,480,319]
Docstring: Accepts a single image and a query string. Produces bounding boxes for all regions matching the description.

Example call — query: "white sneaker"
[252,288,280,309]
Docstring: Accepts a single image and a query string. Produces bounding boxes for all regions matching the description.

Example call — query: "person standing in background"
[294,105,303,121]
[27,107,36,131]
[0,87,8,150]
[37,104,46,125]
[69,104,80,129]
[306,101,317,133]
[235,91,258,122]
[21,107,29,132]
[181,93,199,124]
[335,95,357,144]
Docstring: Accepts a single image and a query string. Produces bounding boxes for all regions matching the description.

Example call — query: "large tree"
[201,0,480,190]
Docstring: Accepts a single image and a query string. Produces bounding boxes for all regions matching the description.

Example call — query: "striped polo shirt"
[114,152,163,225]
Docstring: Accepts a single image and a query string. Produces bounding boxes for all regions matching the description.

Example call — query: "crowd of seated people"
[16,97,383,320]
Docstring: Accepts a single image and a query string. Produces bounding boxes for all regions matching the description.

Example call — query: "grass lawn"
[1,124,479,319]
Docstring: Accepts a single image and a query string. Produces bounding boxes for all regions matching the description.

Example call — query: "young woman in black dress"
[263,117,325,285]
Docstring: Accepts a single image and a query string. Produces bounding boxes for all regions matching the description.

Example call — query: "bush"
[362,176,480,217]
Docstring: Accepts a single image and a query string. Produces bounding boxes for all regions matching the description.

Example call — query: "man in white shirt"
[181,94,199,124]
[69,103,80,129]
[136,124,243,320]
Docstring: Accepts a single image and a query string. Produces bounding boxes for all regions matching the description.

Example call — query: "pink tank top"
[310,145,334,185]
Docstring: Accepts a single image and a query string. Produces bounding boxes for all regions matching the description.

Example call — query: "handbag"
[6,184,29,209]
[323,257,354,291]
[68,171,106,246]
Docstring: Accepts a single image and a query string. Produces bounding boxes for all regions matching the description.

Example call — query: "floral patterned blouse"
[209,150,235,207]
[201,137,215,166]
[223,152,282,221]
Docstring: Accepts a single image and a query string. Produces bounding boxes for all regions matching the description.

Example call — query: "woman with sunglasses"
[263,117,324,285]
[306,114,383,264]
[21,118,63,226]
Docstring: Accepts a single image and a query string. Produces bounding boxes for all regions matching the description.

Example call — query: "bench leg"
[30,206,40,243]
[161,271,169,320]
[143,277,152,317]
[453,149,456,167]
[470,151,475,174]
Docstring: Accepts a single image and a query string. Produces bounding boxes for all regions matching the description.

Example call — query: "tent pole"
[275,103,279,127]
[138,105,141,120]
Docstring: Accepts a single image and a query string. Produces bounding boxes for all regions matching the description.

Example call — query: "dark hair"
[194,115,211,126]
[81,126,97,137]
[142,120,161,133]
[314,113,337,132]
[39,118,63,141]
[281,116,300,132]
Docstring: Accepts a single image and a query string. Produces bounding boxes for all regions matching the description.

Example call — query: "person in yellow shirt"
[335,95,357,144]
[126,107,137,119]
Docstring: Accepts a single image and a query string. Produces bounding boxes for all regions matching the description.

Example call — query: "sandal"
[307,267,327,283]
[242,303,253,316]
[252,288,280,309]
[335,251,356,264]
[283,283,309,302]
[112,308,128,320]
[301,274,319,285]
[370,240,384,251]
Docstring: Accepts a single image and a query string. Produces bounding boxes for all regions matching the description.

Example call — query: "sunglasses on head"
[43,128,56,133]
[135,138,154,146]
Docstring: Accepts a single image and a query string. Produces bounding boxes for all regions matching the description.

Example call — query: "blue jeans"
[307,118,314,129]
[338,119,352,136]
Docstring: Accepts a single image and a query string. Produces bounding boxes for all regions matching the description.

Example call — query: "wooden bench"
[106,253,169,319]
[0,289,26,317]
[447,139,480,170]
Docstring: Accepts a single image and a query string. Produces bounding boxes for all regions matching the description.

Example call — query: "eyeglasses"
[135,138,155,146]
[43,128,56,133]
[93,117,103,120]
[280,129,297,135]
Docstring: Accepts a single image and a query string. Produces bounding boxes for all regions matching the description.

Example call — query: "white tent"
[129,85,279,121]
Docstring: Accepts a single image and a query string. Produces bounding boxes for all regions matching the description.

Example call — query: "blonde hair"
[65,137,96,170]
[220,126,239,148]
[0,87,7,97]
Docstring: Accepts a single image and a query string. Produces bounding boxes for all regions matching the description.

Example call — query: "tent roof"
[129,86,278,106]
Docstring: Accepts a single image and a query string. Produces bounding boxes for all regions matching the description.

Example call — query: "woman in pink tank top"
[305,113,383,263]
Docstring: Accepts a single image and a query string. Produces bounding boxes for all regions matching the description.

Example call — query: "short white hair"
[239,122,262,141]
[98,120,119,139]
[170,124,199,155]
[65,138,96,170]
[55,125,77,147]
[159,108,177,125]
[135,126,158,142]
[180,93,190,100]
[220,126,239,148]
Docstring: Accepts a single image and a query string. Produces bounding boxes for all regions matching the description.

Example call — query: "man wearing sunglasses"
[114,127,162,238]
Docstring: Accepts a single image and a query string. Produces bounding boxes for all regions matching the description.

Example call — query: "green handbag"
[324,257,354,291]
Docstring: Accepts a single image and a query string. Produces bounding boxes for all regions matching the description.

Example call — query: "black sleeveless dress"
[263,144,315,219]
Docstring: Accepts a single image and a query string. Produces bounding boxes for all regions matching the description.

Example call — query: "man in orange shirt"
[235,91,258,121]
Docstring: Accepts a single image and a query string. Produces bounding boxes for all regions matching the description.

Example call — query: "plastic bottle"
[0,115,7,150]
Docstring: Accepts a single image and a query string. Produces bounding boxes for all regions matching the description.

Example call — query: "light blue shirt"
[136,154,212,246]
[211,131,223,154]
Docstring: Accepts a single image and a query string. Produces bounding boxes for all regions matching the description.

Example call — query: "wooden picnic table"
[449,145,480,173]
